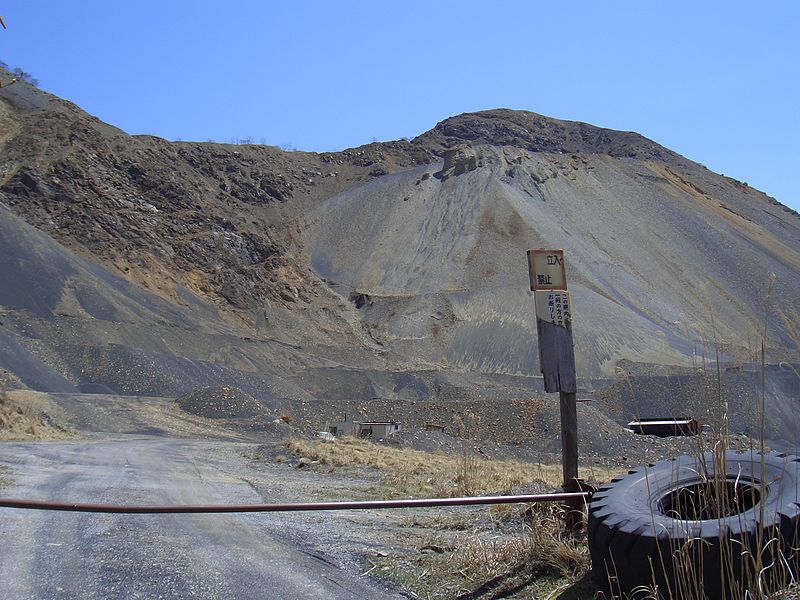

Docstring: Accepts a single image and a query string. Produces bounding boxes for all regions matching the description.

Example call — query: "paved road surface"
[0,437,401,599]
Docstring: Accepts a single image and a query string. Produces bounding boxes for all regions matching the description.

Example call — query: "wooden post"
[527,249,580,526]
[559,390,578,489]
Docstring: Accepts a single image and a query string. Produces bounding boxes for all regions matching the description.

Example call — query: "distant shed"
[329,418,402,438]
[424,422,447,433]
[358,421,402,438]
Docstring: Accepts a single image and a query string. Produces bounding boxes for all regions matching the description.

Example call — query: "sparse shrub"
[11,67,38,86]
[455,444,480,497]
[377,502,590,599]
[452,411,482,496]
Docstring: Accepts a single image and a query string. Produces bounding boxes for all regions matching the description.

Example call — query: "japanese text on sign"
[527,249,567,291]
[534,290,572,327]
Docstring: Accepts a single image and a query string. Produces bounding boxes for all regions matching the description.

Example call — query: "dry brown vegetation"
[375,502,592,600]
[286,436,614,598]
[286,436,581,498]
[0,388,73,440]
[778,307,800,354]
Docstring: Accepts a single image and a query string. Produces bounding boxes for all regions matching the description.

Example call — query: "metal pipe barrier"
[0,492,590,514]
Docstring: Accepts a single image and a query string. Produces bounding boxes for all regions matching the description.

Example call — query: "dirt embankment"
[0,389,74,440]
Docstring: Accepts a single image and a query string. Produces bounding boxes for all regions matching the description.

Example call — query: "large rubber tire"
[588,451,800,599]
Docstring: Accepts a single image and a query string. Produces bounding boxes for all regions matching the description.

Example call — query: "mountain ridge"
[0,70,798,446]
[414,108,680,162]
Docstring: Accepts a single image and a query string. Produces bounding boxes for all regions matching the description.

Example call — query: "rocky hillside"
[0,72,433,314]
[1,68,798,443]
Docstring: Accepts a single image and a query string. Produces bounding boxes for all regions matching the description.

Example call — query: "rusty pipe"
[0,492,590,514]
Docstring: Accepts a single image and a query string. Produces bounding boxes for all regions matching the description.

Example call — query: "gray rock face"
[435,144,478,180]
[304,144,799,378]
[415,109,676,160]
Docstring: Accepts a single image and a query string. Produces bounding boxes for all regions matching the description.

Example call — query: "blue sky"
[2,1,798,211]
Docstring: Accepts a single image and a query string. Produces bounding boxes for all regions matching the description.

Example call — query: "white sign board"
[527,249,567,291]
[534,290,572,328]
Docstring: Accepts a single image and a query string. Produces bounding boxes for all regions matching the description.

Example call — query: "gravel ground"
[0,437,413,600]
[176,385,265,419]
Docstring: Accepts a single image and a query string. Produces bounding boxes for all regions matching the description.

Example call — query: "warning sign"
[527,249,567,291]
[534,290,572,327]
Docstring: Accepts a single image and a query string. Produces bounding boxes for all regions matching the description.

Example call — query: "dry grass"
[374,502,593,600]
[0,388,73,440]
[458,504,588,580]
[777,307,800,351]
[288,436,608,597]
[286,436,567,498]
[286,432,622,598]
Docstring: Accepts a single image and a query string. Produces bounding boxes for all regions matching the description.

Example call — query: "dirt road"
[0,436,402,599]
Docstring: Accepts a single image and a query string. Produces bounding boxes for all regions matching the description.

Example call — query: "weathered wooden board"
[536,317,577,393]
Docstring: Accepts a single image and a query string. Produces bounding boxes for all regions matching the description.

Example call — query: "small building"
[424,422,447,433]
[329,417,402,438]
[358,421,402,438]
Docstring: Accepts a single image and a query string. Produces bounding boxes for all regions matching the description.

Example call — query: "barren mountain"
[1,68,798,446]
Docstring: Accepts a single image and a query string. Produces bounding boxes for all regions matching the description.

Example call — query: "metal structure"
[628,418,700,437]
[0,492,591,514]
